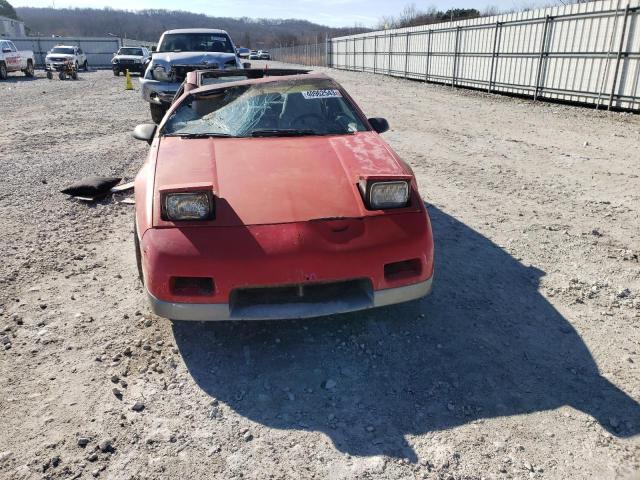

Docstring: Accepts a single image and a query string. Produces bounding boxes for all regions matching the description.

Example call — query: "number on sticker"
[301,89,342,99]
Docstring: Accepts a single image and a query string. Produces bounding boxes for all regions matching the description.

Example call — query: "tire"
[150,103,168,124]
[83,60,88,71]
[24,60,34,77]
[71,70,78,80]
[113,68,120,76]
[134,219,144,284]
[75,61,79,72]
[58,71,65,80]
[0,63,7,80]
[46,71,52,80]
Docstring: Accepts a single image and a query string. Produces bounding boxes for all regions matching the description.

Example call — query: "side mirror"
[368,117,389,134]
[132,123,157,145]
[243,62,251,69]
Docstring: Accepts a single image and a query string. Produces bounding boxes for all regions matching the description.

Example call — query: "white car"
[45,45,88,74]
[0,40,34,79]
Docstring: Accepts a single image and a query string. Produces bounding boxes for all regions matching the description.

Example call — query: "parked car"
[258,50,271,60]
[111,46,151,76]
[140,28,244,124]
[0,40,34,79]
[45,45,88,73]
[248,50,260,60]
[237,47,251,58]
[131,71,434,321]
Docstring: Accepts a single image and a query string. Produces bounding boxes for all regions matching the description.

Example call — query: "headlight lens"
[152,63,172,81]
[368,181,410,209]
[163,192,214,221]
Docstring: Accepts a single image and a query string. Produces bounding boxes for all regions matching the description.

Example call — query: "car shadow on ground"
[172,206,640,460]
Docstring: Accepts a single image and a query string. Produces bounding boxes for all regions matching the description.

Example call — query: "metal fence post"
[362,36,366,72]
[373,35,378,74]
[404,32,410,78]
[534,15,551,101]
[325,36,330,68]
[488,22,502,92]
[353,37,357,70]
[452,26,461,87]
[388,33,393,75]
[608,3,631,110]
[424,30,431,82]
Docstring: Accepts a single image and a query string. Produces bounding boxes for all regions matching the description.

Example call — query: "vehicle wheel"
[24,60,34,77]
[113,68,120,76]
[71,70,78,80]
[83,60,88,71]
[0,63,7,80]
[75,61,79,72]
[46,71,52,80]
[58,71,65,80]
[150,103,168,124]
[134,219,144,284]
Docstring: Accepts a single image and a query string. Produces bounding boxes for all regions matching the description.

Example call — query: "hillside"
[16,7,370,47]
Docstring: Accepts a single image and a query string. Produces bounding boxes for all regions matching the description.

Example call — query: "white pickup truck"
[0,39,35,80]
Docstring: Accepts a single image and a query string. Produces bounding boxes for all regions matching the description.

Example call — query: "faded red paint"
[151,132,420,227]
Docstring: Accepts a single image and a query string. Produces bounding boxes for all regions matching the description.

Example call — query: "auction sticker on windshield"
[301,89,342,99]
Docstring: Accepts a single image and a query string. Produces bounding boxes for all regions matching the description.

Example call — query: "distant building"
[0,15,25,37]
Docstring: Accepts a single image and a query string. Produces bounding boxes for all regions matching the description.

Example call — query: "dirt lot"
[0,65,639,480]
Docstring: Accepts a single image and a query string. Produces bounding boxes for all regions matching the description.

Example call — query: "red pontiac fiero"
[132,70,434,320]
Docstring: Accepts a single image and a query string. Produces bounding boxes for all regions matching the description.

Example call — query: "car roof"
[163,28,229,35]
[53,45,77,48]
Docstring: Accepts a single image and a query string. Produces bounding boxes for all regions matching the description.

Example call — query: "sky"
[10,0,546,27]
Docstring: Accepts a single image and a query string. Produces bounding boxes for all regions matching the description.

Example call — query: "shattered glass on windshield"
[162,78,368,138]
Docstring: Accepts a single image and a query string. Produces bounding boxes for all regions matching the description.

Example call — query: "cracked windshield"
[163,78,368,137]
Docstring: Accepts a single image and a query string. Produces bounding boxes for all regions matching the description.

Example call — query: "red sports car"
[132,70,434,320]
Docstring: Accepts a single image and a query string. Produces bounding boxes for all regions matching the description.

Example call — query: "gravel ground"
[0,65,639,480]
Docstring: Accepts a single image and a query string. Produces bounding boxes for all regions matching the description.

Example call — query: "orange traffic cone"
[125,69,133,90]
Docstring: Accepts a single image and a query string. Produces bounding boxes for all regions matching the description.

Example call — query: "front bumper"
[45,63,70,72]
[147,277,432,321]
[114,63,145,73]
[140,212,434,321]
[139,77,179,104]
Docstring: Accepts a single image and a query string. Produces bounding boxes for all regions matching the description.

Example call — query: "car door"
[4,41,21,71]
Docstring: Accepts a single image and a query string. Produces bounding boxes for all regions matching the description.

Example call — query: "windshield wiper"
[164,133,235,138]
[250,129,318,137]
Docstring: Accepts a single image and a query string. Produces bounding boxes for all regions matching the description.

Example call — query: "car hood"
[115,55,143,60]
[153,132,412,226]
[152,51,236,66]
[46,54,73,60]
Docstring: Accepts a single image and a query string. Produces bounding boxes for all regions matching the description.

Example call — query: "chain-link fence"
[270,42,329,67]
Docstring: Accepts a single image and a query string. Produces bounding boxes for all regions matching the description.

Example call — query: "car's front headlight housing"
[162,191,214,221]
[152,63,172,81]
[364,180,410,210]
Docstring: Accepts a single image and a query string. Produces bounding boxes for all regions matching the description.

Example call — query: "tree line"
[15,7,370,47]
[378,4,489,29]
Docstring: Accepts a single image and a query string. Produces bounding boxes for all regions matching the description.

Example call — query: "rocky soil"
[0,65,638,479]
